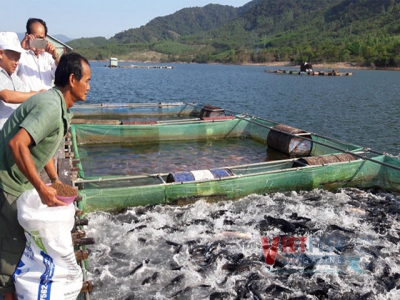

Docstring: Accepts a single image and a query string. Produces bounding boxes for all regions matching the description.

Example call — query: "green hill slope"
[68,0,400,67]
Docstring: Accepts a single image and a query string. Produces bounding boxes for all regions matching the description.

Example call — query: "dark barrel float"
[292,153,357,167]
[199,105,226,119]
[267,124,312,157]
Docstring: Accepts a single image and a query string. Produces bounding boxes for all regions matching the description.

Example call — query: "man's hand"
[37,183,66,207]
[45,41,58,61]
[20,33,32,50]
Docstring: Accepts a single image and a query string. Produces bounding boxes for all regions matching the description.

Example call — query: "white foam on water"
[85,188,400,299]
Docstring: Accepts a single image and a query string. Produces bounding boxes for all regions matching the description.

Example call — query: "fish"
[210,210,228,218]
[138,237,147,244]
[289,212,311,222]
[222,260,262,273]
[229,253,244,263]
[264,283,292,295]
[163,274,185,290]
[129,259,149,275]
[191,218,209,225]
[165,240,180,247]
[259,216,297,233]
[189,244,207,256]
[141,271,159,285]
[308,289,328,298]
[328,224,354,233]
[248,284,263,300]
[158,225,182,232]
[165,240,183,253]
[127,224,147,233]
[209,292,231,299]
[223,219,235,225]
[200,250,229,267]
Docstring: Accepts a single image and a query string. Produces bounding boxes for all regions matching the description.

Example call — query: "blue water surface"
[83,62,400,154]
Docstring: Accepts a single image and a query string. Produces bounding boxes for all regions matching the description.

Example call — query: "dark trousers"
[0,189,25,294]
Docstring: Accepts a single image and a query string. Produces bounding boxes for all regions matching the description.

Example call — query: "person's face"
[29,21,46,55]
[29,21,46,39]
[0,50,21,75]
[71,62,91,103]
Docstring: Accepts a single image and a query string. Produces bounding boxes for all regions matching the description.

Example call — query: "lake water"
[80,62,400,300]
[86,62,400,155]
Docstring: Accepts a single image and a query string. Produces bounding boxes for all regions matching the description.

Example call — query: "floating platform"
[107,65,174,69]
[265,69,353,76]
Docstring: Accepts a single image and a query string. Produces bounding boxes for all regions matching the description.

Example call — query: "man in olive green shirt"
[0,52,91,300]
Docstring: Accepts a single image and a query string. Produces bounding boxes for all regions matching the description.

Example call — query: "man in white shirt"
[0,32,42,130]
[17,18,59,91]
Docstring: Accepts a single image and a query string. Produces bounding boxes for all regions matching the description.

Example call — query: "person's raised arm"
[8,128,65,206]
[20,33,32,50]
[45,41,60,66]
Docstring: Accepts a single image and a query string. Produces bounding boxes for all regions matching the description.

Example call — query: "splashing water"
[86,188,400,299]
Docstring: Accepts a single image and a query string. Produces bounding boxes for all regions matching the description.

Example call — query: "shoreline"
[93,59,400,71]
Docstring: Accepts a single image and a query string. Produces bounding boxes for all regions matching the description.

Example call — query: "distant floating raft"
[107,65,174,69]
[265,69,353,76]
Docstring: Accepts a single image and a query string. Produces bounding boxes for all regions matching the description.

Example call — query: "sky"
[0,0,250,39]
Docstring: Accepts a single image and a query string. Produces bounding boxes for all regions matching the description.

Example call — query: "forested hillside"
[110,5,240,43]
[68,0,400,67]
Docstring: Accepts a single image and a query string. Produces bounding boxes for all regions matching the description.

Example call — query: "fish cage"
[63,102,396,214]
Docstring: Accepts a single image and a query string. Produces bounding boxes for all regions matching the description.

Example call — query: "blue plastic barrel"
[167,168,233,183]
[167,172,195,183]
[210,168,233,179]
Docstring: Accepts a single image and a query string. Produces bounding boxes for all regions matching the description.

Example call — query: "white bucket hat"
[0,32,23,53]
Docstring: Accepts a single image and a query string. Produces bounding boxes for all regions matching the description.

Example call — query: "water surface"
[80,62,400,299]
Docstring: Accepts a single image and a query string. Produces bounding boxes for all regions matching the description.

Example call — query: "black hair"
[26,18,48,36]
[54,52,90,87]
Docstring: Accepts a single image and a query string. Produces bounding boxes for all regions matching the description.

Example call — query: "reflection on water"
[86,188,400,299]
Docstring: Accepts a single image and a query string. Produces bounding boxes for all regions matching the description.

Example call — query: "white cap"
[0,32,23,53]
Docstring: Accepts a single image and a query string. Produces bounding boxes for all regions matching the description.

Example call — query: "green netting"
[71,102,201,120]
[70,114,386,213]
[76,157,391,213]
[72,118,252,145]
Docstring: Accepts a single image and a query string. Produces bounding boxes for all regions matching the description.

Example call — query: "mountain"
[67,1,262,48]
[52,34,73,43]
[110,3,256,44]
[68,0,400,67]
[67,36,109,49]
